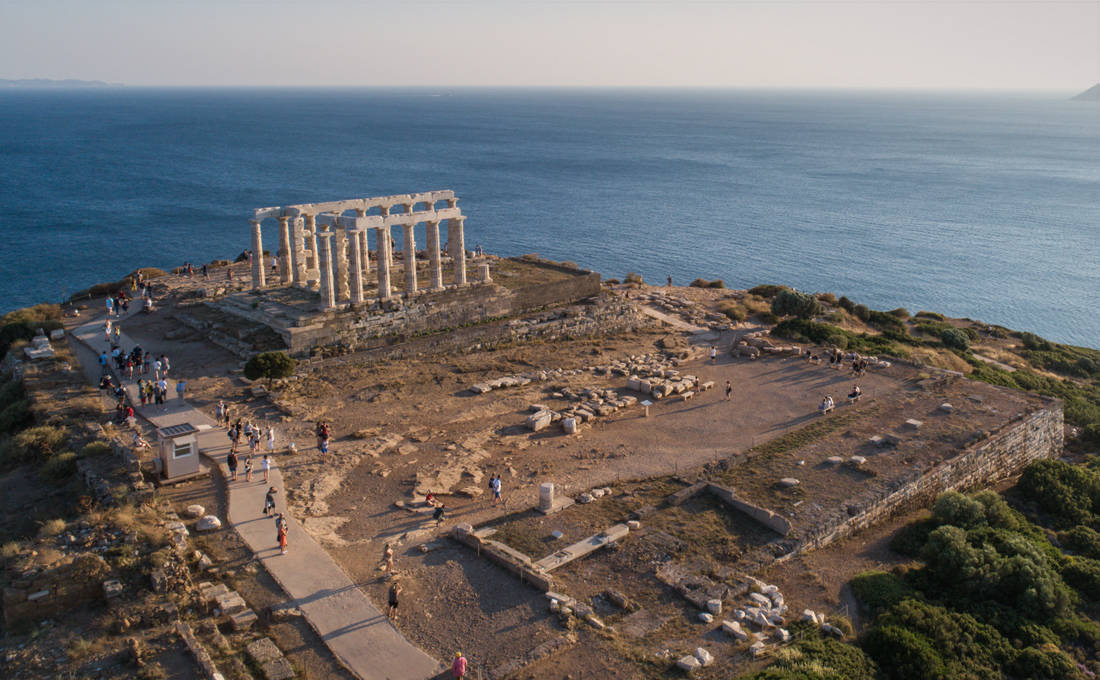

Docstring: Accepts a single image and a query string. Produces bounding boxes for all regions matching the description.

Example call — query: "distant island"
[0,78,122,89]
[1072,83,1100,101]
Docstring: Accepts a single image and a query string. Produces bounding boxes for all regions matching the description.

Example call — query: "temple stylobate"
[248,190,468,309]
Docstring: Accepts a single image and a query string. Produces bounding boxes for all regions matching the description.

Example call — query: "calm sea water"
[0,88,1097,346]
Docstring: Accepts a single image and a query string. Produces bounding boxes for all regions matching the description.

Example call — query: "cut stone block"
[102,579,123,598]
[722,620,749,640]
[826,456,843,465]
[184,504,205,518]
[229,608,257,631]
[849,456,867,466]
[706,598,723,615]
[676,655,702,672]
[694,647,714,667]
[903,418,923,430]
[869,435,885,446]
[196,516,222,532]
[777,477,799,488]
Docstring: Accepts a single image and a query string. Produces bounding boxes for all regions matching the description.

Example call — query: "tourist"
[244,455,254,482]
[667,275,672,287]
[106,296,114,318]
[153,357,163,380]
[104,319,112,342]
[112,325,121,344]
[452,652,468,679]
[223,405,232,429]
[424,491,438,508]
[490,474,504,506]
[144,380,154,405]
[276,514,288,555]
[157,378,169,410]
[202,263,208,279]
[98,374,113,390]
[137,379,146,405]
[215,400,226,423]
[244,420,253,440]
[387,580,402,619]
[319,435,329,462]
[176,379,187,401]
[261,453,271,482]
[710,346,717,362]
[270,254,277,274]
[227,267,233,281]
[725,380,733,401]
[132,431,150,449]
[227,450,239,481]
[433,503,446,525]
[98,351,109,371]
[142,352,151,374]
[380,542,395,573]
[263,486,277,515]
[160,354,170,377]
[848,385,862,401]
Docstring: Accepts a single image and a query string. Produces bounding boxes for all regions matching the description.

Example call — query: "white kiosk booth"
[157,423,200,481]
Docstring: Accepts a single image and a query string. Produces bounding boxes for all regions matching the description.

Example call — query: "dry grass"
[38,518,66,537]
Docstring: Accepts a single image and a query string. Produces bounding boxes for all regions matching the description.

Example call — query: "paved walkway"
[70,313,442,680]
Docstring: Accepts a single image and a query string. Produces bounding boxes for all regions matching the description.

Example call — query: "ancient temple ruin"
[249,190,468,307]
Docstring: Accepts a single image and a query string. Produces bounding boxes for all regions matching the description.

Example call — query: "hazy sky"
[2,0,1097,89]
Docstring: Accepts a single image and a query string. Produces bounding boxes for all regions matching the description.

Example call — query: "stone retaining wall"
[451,524,555,592]
[793,401,1063,555]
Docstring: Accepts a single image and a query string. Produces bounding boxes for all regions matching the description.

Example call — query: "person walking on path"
[490,475,505,506]
[263,486,277,515]
[379,542,395,573]
[176,379,187,401]
[105,296,114,318]
[433,503,446,526]
[227,450,239,482]
[710,346,717,362]
[244,455,254,482]
[725,380,733,401]
[266,426,276,453]
[154,358,163,381]
[104,319,112,343]
[216,400,225,424]
[276,514,288,555]
[160,354,170,378]
[261,454,271,482]
[387,580,402,619]
[157,378,169,411]
[452,652,468,679]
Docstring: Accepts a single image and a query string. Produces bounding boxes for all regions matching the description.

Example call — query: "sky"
[1,0,1098,89]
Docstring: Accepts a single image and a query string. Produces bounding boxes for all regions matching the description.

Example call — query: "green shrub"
[838,296,856,313]
[1021,332,1054,351]
[1062,556,1100,599]
[1,304,63,358]
[11,425,67,462]
[1009,647,1083,680]
[759,312,779,325]
[771,318,899,355]
[888,307,910,319]
[772,289,823,320]
[1060,525,1100,559]
[689,278,725,289]
[862,624,945,680]
[817,292,838,305]
[717,301,746,322]
[940,327,971,350]
[742,630,877,680]
[40,452,77,482]
[850,570,914,613]
[933,490,987,528]
[748,284,788,298]
[915,311,945,321]
[623,272,643,285]
[852,304,871,322]
[0,399,31,435]
[1018,459,1100,528]
[243,351,297,382]
[890,518,938,556]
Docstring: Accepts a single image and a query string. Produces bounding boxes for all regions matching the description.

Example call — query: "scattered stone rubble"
[633,291,734,331]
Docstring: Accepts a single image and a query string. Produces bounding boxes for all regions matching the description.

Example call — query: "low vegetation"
[244,350,297,381]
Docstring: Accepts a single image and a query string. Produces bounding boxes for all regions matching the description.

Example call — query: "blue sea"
[0,88,1097,346]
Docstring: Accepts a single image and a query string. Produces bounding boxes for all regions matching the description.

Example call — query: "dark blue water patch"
[0,88,1097,346]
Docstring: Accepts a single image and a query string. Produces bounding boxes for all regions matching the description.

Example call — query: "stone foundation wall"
[794,401,1063,555]
[300,296,651,367]
[285,261,603,356]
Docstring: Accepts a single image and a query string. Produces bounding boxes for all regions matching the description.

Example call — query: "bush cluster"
[244,351,297,381]
[689,278,726,289]
[771,289,822,320]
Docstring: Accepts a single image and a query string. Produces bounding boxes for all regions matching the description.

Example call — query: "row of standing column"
[251,215,469,309]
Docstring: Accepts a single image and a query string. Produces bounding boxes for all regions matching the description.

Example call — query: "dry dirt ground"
[107,274,1040,679]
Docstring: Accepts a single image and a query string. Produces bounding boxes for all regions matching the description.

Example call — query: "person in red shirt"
[452,652,467,679]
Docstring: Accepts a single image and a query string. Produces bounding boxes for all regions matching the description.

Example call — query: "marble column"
[375,226,392,301]
[348,230,365,305]
[426,220,443,290]
[317,231,336,310]
[334,226,350,302]
[277,217,292,284]
[304,214,320,288]
[290,217,305,287]
[402,223,417,296]
[449,216,467,286]
[355,209,371,278]
[250,220,265,289]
